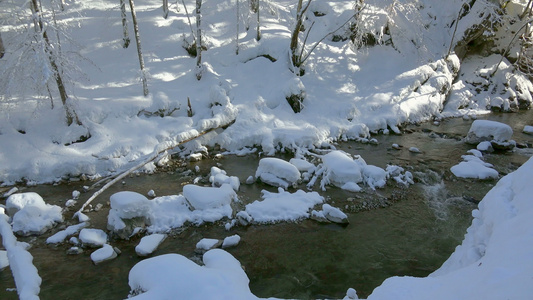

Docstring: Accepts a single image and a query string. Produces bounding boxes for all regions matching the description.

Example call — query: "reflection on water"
[1,111,532,299]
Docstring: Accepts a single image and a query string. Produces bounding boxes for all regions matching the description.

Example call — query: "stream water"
[1,111,532,299]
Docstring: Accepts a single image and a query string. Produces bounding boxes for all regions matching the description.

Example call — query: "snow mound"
[6,192,63,235]
[320,151,363,190]
[451,155,498,180]
[128,250,257,300]
[255,158,301,189]
[465,120,513,144]
[135,234,166,256]
[245,188,324,224]
[183,184,236,211]
[79,228,108,248]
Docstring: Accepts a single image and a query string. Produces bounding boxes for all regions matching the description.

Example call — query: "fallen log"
[74,119,235,219]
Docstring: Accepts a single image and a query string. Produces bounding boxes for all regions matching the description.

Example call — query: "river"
[1,111,532,299]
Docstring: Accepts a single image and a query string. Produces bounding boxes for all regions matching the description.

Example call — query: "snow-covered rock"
[312,204,349,224]
[255,158,301,189]
[90,244,118,264]
[135,234,167,257]
[465,120,513,144]
[451,155,498,180]
[79,228,108,248]
[523,125,533,135]
[222,235,241,249]
[245,188,324,224]
[46,222,88,244]
[320,151,363,190]
[183,184,236,211]
[6,192,63,236]
[195,238,222,254]
[209,166,240,191]
[107,191,152,239]
[362,165,387,189]
[127,250,256,299]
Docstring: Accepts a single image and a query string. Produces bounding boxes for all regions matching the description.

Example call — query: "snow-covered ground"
[1,0,533,299]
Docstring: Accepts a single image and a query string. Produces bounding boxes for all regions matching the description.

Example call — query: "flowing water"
[1,111,532,299]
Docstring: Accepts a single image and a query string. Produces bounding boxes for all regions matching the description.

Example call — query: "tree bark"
[195,0,203,80]
[0,32,5,59]
[128,0,149,96]
[163,0,169,18]
[120,0,130,48]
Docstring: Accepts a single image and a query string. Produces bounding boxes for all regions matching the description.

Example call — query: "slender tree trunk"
[31,0,79,125]
[290,0,311,69]
[0,32,5,59]
[256,0,261,41]
[163,0,169,18]
[195,0,203,80]
[128,0,149,96]
[236,0,240,54]
[120,0,130,48]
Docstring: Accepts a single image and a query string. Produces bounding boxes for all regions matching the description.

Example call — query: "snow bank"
[245,188,324,223]
[367,156,533,300]
[128,250,257,300]
[0,212,41,300]
[6,192,63,235]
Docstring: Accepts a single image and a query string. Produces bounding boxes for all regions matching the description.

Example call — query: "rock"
[195,238,222,254]
[236,211,253,226]
[491,140,516,151]
[465,120,513,144]
[322,204,349,224]
[408,147,421,153]
[79,228,108,248]
[90,244,118,264]
[523,125,533,135]
[222,235,241,249]
[6,192,63,236]
[135,233,167,256]
[255,157,301,189]
[66,247,84,255]
[107,191,151,239]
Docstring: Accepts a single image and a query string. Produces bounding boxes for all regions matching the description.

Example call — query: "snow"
[46,222,88,244]
[78,228,108,247]
[6,192,63,235]
[244,188,324,223]
[366,156,533,300]
[209,166,240,191]
[128,250,257,300]
[90,244,117,264]
[183,184,236,211]
[135,234,167,256]
[450,155,499,180]
[222,235,241,248]
[0,212,41,300]
[465,120,513,144]
[320,151,363,189]
[255,158,301,189]
[0,0,533,299]
[196,238,222,251]
[523,125,533,135]
[0,250,8,269]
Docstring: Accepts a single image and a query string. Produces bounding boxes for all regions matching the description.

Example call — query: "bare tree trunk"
[289,0,311,70]
[256,0,261,41]
[0,32,5,59]
[195,0,203,80]
[120,0,130,48]
[128,0,149,96]
[236,0,240,54]
[31,0,79,125]
[163,0,169,18]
